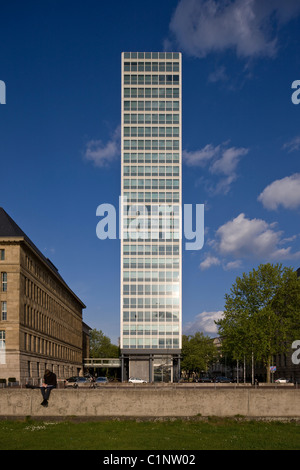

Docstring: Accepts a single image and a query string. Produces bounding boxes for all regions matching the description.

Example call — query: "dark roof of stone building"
[0,207,86,308]
[0,207,28,238]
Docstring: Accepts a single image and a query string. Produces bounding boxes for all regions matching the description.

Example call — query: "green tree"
[216,263,300,383]
[181,332,219,377]
[89,329,119,358]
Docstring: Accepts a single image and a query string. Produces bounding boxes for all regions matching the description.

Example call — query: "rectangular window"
[0,330,5,364]
[1,301,7,321]
[1,272,7,292]
[0,249,4,261]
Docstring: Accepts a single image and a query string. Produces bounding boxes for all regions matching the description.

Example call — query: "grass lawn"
[0,417,299,450]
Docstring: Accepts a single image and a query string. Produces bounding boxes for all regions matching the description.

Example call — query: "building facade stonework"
[0,208,86,384]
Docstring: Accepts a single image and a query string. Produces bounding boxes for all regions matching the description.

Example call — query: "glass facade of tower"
[120,52,182,382]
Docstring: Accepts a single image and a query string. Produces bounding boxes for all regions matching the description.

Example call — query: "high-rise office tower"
[120,52,182,382]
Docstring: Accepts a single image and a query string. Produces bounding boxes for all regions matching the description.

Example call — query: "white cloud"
[208,66,228,83]
[84,126,120,167]
[167,0,300,59]
[210,146,249,176]
[282,136,300,152]
[183,144,221,167]
[198,212,300,271]
[213,175,239,195]
[258,174,300,210]
[200,255,220,270]
[183,142,248,194]
[216,212,296,260]
[184,311,224,336]
[279,235,298,244]
[224,260,242,270]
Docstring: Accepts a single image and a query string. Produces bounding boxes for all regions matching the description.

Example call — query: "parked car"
[64,376,80,388]
[64,376,93,388]
[128,377,147,384]
[198,377,213,383]
[76,377,94,388]
[214,376,232,383]
[275,378,291,384]
[95,377,108,386]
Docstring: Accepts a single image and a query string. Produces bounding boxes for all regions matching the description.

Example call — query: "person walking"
[40,369,57,407]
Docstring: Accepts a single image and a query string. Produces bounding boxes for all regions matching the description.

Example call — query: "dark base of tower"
[120,349,181,383]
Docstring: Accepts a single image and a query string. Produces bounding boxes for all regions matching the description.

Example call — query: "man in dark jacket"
[40,369,57,407]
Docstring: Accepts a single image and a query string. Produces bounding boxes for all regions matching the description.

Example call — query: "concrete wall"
[0,386,300,418]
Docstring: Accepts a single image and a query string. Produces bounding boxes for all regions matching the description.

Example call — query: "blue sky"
[1,0,300,344]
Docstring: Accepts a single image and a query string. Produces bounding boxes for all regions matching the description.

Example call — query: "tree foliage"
[181,332,219,375]
[89,329,119,358]
[216,263,300,382]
